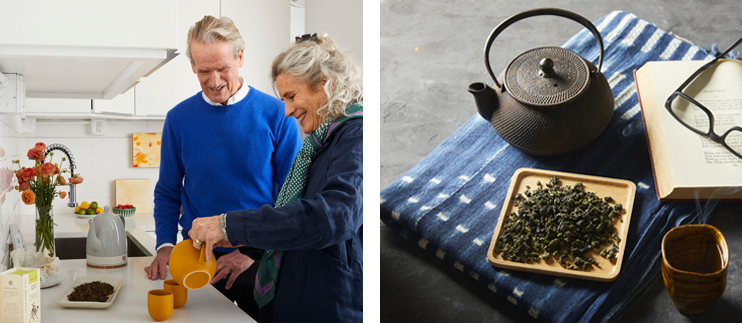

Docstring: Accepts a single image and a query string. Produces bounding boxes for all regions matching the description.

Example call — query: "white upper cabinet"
[221,0,291,96]
[131,0,220,117]
[14,0,293,117]
[0,0,178,100]
[131,0,290,117]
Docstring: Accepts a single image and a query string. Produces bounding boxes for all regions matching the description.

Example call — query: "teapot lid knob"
[538,58,555,78]
[504,47,591,107]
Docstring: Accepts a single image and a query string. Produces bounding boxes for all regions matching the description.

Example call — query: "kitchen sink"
[54,233,152,260]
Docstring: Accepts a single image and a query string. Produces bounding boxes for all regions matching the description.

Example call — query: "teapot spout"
[468,82,498,121]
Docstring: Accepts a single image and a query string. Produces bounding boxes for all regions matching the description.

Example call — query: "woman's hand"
[189,215,225,262]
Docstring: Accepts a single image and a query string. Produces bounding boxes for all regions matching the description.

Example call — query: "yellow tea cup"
[164,279,187,309]
[147,289,173,321]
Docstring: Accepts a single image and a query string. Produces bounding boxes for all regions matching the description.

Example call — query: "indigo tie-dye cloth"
[380,11,724,323]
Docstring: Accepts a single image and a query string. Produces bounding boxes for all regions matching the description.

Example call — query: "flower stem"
[35,204,55,257]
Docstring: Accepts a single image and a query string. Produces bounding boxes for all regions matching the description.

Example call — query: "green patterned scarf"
[254,104,363,308]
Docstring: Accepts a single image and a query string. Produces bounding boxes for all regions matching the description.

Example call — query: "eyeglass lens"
[669,95,742,157]
[725,129,742,156]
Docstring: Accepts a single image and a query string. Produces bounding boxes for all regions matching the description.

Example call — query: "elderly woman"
[189,33,363,322]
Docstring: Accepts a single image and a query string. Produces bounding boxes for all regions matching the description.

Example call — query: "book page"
[647,59,742,188]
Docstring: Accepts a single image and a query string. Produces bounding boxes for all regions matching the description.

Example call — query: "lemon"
[80,201,90,210]
[74,206,82,213]
[90,201,98,209]
[95,207,104,214]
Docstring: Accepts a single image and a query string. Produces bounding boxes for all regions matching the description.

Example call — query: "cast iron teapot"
[468,8,614,156]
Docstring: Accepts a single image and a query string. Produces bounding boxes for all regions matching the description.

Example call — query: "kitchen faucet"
[44,143,78,207]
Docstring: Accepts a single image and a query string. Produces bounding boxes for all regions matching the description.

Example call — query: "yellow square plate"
[487,168,636,282]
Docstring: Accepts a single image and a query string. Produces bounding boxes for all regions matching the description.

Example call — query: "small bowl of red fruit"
[113,204,136,217]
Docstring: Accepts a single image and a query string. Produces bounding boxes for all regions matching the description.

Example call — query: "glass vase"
[35,204,55,257]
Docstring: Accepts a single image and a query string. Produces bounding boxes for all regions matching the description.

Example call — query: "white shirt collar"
[201,77,250,106]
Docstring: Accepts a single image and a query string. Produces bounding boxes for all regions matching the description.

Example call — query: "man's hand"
[211,250,255,289]
[144,246,173,280]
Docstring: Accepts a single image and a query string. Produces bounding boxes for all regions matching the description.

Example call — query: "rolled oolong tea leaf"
[495,176,623,270]
[67,280,116,302]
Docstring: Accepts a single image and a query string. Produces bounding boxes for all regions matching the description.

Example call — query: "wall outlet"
[21,117,36,134]
[91,119,108,135]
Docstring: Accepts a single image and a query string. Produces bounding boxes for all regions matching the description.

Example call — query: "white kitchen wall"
[305,0,363,68]
[20,121,164,215]
[0,112,25,267]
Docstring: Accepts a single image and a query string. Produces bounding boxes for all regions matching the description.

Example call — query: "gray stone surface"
[380,0,742,322]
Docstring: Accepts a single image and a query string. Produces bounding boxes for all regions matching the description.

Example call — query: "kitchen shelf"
[24,112,165,122]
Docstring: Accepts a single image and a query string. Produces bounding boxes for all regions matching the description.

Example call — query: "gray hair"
[270,34,363,119]
[186,16,245,66]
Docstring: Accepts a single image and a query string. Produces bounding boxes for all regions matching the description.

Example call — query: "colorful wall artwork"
[133,133,162,167]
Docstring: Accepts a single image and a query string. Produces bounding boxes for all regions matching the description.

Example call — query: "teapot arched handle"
[483,8,605,89]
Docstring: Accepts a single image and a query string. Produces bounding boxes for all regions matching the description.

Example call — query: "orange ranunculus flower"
[57,175,67,185]
[27,148,44,162]
[59,191,67,199]
[68,174,84,185]
[40,162,57,177]
[34,142,47,151]
[21,189,36,205]
[18,167,36,182]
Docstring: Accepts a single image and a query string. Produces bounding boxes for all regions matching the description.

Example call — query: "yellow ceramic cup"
[169,239,217,290]
[661,224,729,314]
[164,279,188,309]
[147,289,174,321]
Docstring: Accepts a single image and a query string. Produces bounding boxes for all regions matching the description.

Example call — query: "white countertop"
[40,257,255,322]
[17,209,178,256]
[16,209,242,322]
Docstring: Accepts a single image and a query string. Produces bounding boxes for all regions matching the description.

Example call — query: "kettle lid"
[504,46,591,107]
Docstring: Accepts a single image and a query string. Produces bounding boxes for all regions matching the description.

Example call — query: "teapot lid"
[504,46,591,107]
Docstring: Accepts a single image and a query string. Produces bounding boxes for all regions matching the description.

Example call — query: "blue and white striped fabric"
[380,11,723,323]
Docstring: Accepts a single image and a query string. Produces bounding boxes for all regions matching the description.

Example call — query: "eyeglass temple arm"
[719,36,742,58]
[665,36,742,108]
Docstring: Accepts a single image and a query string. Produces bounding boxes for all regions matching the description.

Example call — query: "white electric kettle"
[86,206,127,268]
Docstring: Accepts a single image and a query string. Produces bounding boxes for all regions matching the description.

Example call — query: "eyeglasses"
[664,37,742,159]
[295,33,318,44]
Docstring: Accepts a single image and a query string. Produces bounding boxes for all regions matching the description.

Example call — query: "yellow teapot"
[169,239,217,289]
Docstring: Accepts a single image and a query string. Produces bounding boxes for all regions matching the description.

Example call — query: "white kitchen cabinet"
[60,0,291,117]
[0,1,175,49]
[25,98,91,114]
[132,0,220,116]
[221,0,291,95]
[132,0,290,116]
[0,0,179,100]
[93,89,135,115]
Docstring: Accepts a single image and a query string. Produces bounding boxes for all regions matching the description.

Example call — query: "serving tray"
[56,276,124,309]
[487,168,636,282]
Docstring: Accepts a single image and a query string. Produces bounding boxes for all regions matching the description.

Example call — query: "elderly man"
[144,15,301,319]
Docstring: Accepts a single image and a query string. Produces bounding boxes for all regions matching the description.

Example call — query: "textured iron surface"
[504,47,590,107]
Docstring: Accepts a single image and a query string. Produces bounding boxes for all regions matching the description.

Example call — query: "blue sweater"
[154,87,302,248]
[226,118,363,322]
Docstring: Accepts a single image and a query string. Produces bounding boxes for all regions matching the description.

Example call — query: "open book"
[634,59,742,201]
